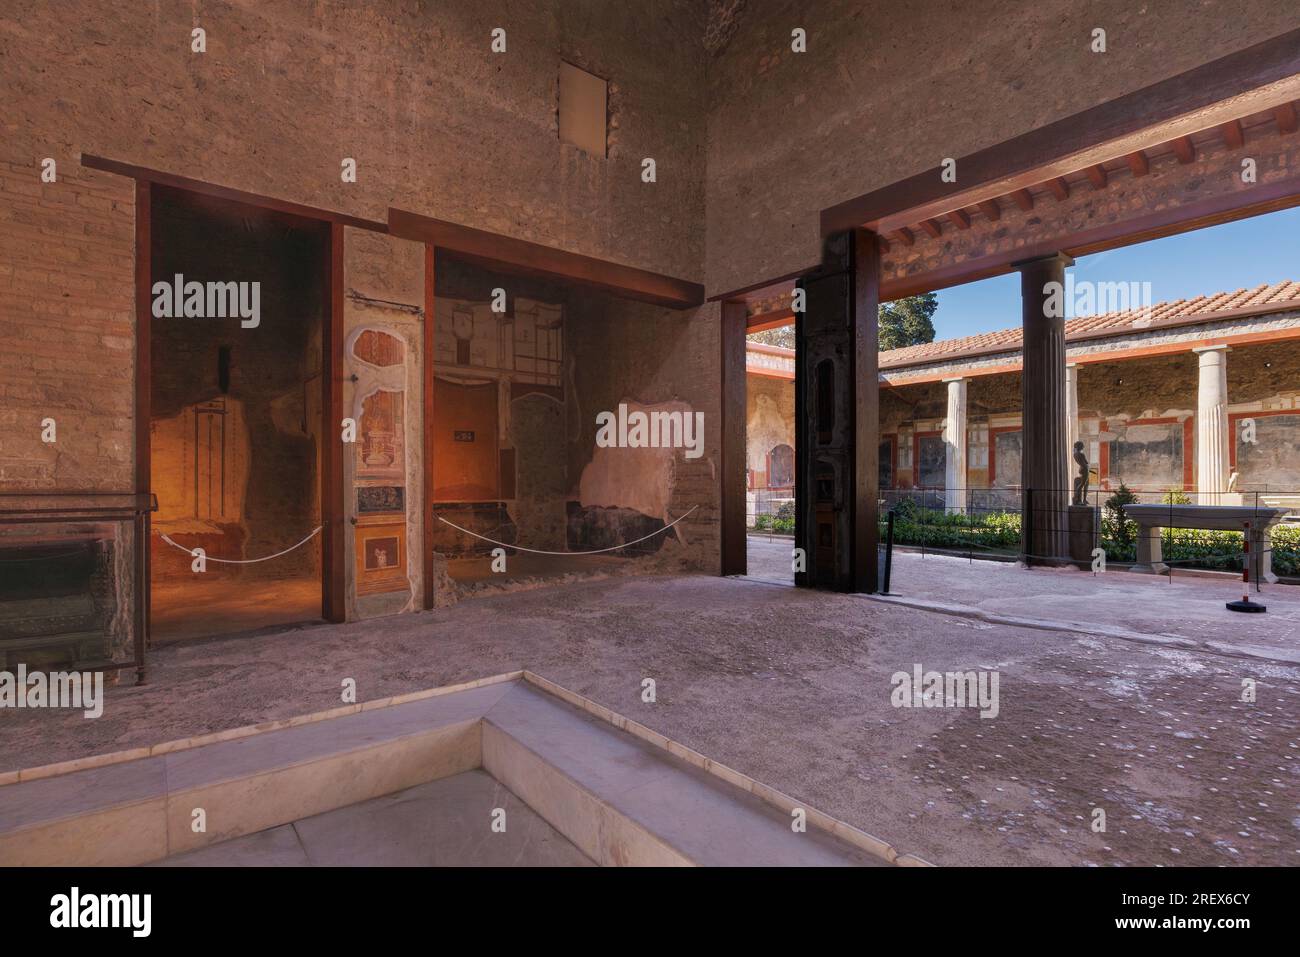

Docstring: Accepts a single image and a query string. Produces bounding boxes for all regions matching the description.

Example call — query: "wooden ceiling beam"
[1276,101,1298,135]
[1221,119,1246,149]
[920,218,943,238]
[894,227,915,246]
[1171,135,1197,164]
[1047,177,1070,201]
[946,209,971,230]
[1126,150,1150,176]
[1010,189,1034,212]
[1086,164,1108,189]
[977,198,1001,221]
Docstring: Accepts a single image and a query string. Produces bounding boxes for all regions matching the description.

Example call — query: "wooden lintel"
[388,208,703,309]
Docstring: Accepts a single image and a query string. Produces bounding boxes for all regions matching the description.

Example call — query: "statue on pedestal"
[1071,440,1090,506]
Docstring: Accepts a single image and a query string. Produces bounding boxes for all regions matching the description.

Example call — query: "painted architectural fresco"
[351,328,409,596]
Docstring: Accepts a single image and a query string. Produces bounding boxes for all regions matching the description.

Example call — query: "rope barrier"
[436,506,698,556]
[158,526,322,564]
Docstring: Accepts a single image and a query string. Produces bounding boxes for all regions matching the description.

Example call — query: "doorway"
[146,186,332,643]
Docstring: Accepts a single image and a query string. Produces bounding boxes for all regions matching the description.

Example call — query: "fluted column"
[1194,345,1229,505]
[943,377,967,514]
[1015,253,1072,562]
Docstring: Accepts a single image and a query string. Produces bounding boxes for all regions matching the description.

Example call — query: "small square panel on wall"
[559,61,607,158]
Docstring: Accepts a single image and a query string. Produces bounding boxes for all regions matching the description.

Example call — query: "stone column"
[1014,253,1072,562]
[943,377,967,514]
[1194,345,1229,505]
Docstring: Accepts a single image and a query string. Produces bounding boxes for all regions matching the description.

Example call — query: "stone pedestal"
[1067,504,1097,564]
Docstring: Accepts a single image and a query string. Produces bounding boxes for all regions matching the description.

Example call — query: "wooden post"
[720,300,748,576]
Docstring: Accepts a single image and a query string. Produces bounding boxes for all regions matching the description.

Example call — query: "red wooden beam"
[1126,150,1150,176]
[1086,164,1108,189]
[1276,101,1298,134]
[1221,119,1245,149]
[921,218,943,238]
[1010,189,1034,212]
[946,209,971,230]
[894,227,915,246]
[977,198,1001,221]
[1171,135,1196,163]
[1047,177,1071,201]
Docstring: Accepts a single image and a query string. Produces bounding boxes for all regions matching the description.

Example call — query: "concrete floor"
[4,557,1297,867]
[151,577,322,645]
[156,770,593,866]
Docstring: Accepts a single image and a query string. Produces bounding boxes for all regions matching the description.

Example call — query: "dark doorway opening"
[147,186,330,643]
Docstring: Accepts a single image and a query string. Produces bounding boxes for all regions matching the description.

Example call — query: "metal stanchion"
[1227,520,1266,613]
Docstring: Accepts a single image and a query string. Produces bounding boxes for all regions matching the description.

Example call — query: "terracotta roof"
[879,280,1300,370]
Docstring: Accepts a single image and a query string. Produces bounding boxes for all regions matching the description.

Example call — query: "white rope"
[158,526,323,564]
[436,506,698,556]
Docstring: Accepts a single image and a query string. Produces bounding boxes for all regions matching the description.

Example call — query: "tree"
[743,291,938,352]
[746,326,794,349]
[878,292,938,351]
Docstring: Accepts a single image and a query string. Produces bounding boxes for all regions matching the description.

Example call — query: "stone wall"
[704,0,1299,296]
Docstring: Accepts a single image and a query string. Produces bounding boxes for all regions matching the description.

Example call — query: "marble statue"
[1071,440,1090,506]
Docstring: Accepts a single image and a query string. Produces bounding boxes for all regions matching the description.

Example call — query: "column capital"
[941,376,967,384]
[1010,251,1075,271]
[1192,343,1231,355]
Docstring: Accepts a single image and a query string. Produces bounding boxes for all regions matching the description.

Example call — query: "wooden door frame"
[126,174,350,629]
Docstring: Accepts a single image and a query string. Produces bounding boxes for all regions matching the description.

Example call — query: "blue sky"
[927,206,1300,341]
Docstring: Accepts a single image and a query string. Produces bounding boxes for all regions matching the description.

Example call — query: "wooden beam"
[1276,101,1298,134]
[879,236,891,253]
[977,198,1001,221]
[894,226,915,246]
[721,300,748,576]
[1086,164,1108,189]
[1010,189,1034,212]
[423,245,437,611]
[921,218,943,238]
[1171,135,1196,163]
[133,179,152,660]
[1221,119,1246,149]
[81,153,387,232]
[1126,150,1150,176]
[746,306,796,332]
[946,209,971,230]
[821,27,1300,235]
[852,230,881,594]
[1047,177,1071,201]
[876,171,1300,302]
[388,208,703,309]
[322,223,347,624]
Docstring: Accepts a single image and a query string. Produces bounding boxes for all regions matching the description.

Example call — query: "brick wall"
[0,161,135,489]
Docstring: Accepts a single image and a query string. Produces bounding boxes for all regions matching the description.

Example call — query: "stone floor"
[745,537,1300,660]
[156,770,594,866]
[3,553,1297,867]
[151,576,322,645]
